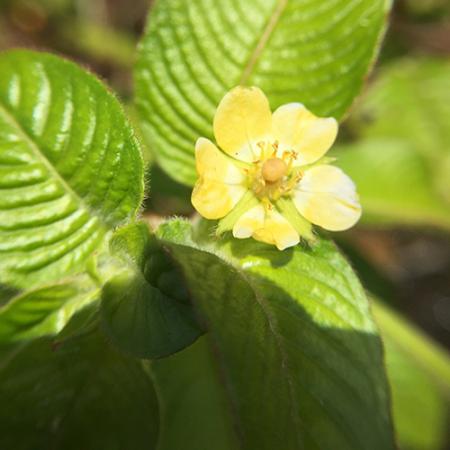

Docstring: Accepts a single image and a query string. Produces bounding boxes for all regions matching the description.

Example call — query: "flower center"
[261,158,287,183]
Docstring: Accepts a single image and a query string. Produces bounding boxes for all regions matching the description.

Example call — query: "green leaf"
[350,59,450,204]
[384,340,448,450]
[150,337,239,450]
[334,139,450,230]
[100,222,202,359]
[156,219,395,449]
[0,333,159,450]
[0,50,144,288]
[134,0,391,185]
[336,239,450,450]
[373,301,450,450]
[373,300,450,396]
[0,276,99,343]
[54,301,100,347]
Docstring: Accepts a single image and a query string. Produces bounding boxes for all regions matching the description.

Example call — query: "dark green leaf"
[100,222,202,359]
[156,219,395,450]
[150,337,239,450]
[135,0,391,185]
[0,50,144,288]
[0,333,159,450]
[54,301,100,345]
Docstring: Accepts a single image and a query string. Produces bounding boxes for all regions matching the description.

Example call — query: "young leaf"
[156,219,395,450]
[0,333,159,450]
[0,50,144,289]
[0,276,99,343]
[134,0,391,185]
[100,222,202,359]
[334,139,450,231]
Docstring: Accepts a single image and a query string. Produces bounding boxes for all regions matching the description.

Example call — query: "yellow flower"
[191,86,361,250]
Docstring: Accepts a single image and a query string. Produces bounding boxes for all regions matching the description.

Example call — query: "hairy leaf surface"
[135,0,391,185]
[0,277,99,343]
[0,50,144,288]
[155,219,395,450]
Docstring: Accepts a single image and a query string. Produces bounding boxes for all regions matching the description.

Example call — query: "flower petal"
[195,137,245,184]
[293,165,361,231]
[233,204,299,250]
[213,86,272,162]
[192,178,246,220]
[272,103,338,165]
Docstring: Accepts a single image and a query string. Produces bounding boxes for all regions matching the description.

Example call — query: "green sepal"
[275,196,315,243]
[216,191,259,235]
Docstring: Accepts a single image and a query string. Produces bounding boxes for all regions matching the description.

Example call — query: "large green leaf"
[101,223,202,359]
[0,333,159,450]
[334,139,450,230]
[0,276,99,343]
[373,301,450,450]
[155,219,395,450]
[135,0,391,185]
[0,50,144,288]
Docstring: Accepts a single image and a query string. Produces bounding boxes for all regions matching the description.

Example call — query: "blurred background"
[0,0,449,447]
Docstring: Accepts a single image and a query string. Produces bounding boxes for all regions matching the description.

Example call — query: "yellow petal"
[192,178,246,220]
[272,103,338,165]
[293,165,361,231]
[233,205,299,250]
[213,86,272,162]
[195,138,245,184]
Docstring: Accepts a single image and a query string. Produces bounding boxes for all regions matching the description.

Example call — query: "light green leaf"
[135,0,391,185]
[0,50,144,288]
[334,139,450,230]
[0,276,99,343]
[150,337,239,450]
[156,219,395,449]
[0,333,159,450]
[346,58,450,206]
[384,341,447,450]
[373,300,450,397]
[373,301,450,450]
[100,223,202,359]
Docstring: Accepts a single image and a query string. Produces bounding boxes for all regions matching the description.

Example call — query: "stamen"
[271,140,279,157]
